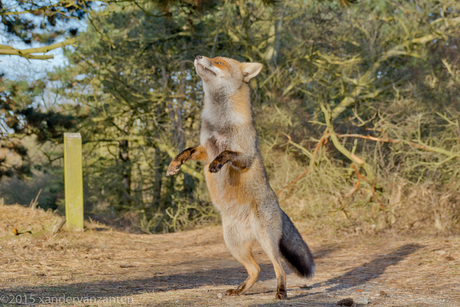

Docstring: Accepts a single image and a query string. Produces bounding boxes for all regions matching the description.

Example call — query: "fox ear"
[240,63,263,83]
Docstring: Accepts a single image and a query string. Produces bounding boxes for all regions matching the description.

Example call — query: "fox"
[166,55,315,299]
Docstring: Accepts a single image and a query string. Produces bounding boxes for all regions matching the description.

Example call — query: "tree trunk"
[152,143,162,209]
[176,45,186,152]
[119,140,131,207]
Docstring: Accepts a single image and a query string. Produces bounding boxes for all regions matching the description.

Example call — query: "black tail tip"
[279,238,315,278]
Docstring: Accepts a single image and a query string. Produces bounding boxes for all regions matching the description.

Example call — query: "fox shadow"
[290,243,424,299]
[0,263,278,300]
[1,243,422,300]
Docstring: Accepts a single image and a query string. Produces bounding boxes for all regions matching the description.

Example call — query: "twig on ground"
[52,218,66,235]
[29,189,42,209]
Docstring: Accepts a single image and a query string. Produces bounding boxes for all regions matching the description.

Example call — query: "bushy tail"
[279,210,315,278]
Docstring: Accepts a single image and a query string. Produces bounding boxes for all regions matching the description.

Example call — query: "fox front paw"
[209,160,224,173]
[166,160,182,176]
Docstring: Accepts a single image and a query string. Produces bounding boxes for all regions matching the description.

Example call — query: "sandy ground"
[0,204,459,306]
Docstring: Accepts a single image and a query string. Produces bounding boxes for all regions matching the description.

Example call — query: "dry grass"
[261,139,460,238]
[0,203,459,306]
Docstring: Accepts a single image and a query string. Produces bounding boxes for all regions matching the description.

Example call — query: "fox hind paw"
[275,291,287,300]
[225,289,239,296]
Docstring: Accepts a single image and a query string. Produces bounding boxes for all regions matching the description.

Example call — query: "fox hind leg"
[225,244,260,296]
[257,229,287,299]
[223,224,260,296]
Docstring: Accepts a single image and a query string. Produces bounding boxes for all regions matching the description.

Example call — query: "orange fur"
[190,145,208,161]
[230,86,252,123]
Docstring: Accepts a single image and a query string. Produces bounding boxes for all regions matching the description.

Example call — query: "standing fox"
[166,55,315,299]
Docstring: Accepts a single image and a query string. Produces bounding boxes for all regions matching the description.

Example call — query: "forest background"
[1,0,460,236]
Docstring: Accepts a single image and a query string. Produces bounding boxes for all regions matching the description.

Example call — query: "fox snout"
[194,55,208,67]
[194,55,207,66]
[194,56,216,79]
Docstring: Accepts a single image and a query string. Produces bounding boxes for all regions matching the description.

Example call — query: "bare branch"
[321,103,376,182]
[0,38,76,60]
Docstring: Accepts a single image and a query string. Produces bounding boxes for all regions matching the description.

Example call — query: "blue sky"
[1,0,88,80]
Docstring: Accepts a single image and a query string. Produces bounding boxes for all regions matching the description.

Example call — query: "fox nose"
[195,55,203,60]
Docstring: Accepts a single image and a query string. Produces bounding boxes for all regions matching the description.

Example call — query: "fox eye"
[216,61,224,65]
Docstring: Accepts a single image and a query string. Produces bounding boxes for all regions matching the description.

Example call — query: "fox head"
[194,55,263,95]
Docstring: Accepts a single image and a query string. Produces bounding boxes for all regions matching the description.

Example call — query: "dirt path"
[0,205,459,306]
